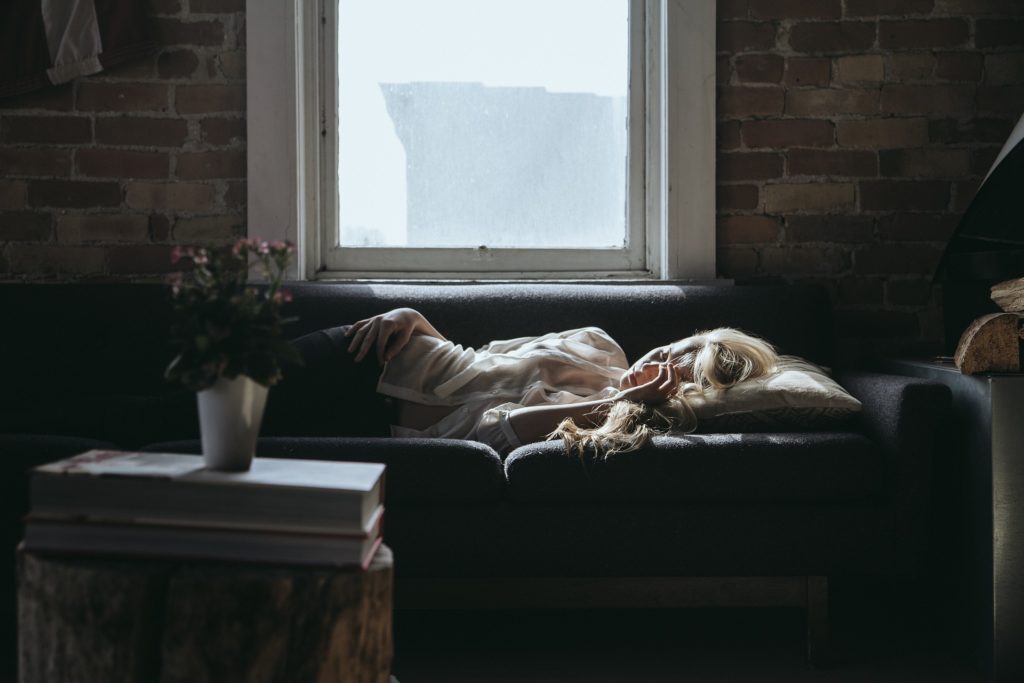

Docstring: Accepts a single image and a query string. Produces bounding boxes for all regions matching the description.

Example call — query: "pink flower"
[192,249,209,265]
[272,289,293,304]
[170,245,184,264]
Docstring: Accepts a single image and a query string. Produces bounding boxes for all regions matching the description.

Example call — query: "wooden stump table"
[17,544,393,683]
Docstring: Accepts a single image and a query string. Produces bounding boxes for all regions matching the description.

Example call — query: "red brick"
[749,0,840,18]
[107,245,180,274]
[835,277,885,306]
[977,85,1024,114]
[0,83,74,111]
[0,181,26,209]
[860,180,950,210]
[717,55,732,85]
[56,214,149,242]
[0,148,72,177]
[154,18,225,46]
[985,54,1024,85]
[878,148,969,178]
[95,117,189,147]
[4,116,91,144]
[77,149,170,179]
[200,117,245,145]
[880,84,974,114]
[151,0,182,14]
[787,149,878,177]
[845,0,934,15]
[890,53,936,81]
[175,84,246,114]
[735,54,784,83]
[4,245,107,275]
[836,55,884,82]
[191,0,245,11]
[717,184,760,210]
[785,88,878,116]
[975,19,1024,48]
[788,22,876,54]
[718,0,750,19]
[836,309,919,337]
[101,56,156,79]
[27,180,121,208]
[174,215,243,240]
[877,213,957,241]
[718,121,742,150]
[854,245,943,275]
[786,215,874,242]
[718,86,785,117]
[217,50,246,80]
[879,20,968,49]
[970,146,1001,176]
[886,279,933,306]
[717,152,784,181]
[224,181,245,208]
[176,150,246,179]
[717,247,759,278]
[760,246,850,274]
[935,0,1024,13]
[0,212,51,240]
[837,118,929,148]
[784,58,831,87]
[742,119,834,147]
[717,215,781,243]
[717,22,777,53]
[158,50,201,79]
[150,214,173,241]
[125,182,216,211]
[935,53,983,81]
[952,179,982,212]
[78,83,169,113]
[764,183,855,212]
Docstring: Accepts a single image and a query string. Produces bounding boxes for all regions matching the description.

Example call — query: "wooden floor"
[392,580,983,683]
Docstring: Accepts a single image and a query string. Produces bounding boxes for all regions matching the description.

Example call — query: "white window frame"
[247,0,715,281]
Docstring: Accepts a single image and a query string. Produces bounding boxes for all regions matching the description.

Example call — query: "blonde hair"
[552,327,778,459]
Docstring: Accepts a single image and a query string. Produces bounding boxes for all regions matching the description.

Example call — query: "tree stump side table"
[17,544,393,683]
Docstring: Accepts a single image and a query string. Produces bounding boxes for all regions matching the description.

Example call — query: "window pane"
[337,0,629,249]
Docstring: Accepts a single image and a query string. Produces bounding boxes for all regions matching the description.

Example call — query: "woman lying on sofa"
[281,308,778,457]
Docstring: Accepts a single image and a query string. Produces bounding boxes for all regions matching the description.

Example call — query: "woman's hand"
[344,308,444,364]
[616,363,682,405]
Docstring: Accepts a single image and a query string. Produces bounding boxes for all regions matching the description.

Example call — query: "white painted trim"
[247,0,716,282]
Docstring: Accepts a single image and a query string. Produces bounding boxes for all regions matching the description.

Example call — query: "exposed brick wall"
[717,0,1024,356]
[0,0,245,281]
[0,0,1022,356]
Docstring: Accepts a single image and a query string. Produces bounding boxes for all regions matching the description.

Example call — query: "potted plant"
[165,239,301,471]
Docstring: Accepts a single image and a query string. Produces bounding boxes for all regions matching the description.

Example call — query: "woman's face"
[619,337,702,389]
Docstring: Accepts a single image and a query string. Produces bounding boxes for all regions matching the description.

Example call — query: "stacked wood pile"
[954,277,1024,375]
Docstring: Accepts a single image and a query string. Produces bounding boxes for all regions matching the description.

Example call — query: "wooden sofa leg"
[806,575,829,667]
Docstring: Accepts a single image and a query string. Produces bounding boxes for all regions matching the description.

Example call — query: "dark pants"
[261,326,393,438]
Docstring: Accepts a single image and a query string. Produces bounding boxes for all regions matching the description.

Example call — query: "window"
[246,0,715,280]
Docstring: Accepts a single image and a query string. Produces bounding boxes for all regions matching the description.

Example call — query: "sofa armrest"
[835,370,951,572]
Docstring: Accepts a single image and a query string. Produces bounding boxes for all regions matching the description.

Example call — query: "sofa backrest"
[284,282,834,368]
[0,282,833,444]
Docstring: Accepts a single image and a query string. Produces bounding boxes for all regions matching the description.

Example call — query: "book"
[24,505,385,569]
[31,450,385,535]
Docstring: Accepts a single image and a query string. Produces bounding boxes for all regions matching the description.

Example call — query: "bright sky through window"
[338,0,629,248]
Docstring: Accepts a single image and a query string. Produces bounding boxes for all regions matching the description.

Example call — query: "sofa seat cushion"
[142,437,506,504]
[505,433,883,503]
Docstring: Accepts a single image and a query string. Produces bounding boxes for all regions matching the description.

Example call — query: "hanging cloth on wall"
[0,0,153,99]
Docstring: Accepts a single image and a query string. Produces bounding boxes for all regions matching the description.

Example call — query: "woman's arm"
[507,363,682,445]
[345,307,446,364]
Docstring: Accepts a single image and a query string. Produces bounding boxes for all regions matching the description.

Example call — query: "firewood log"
[991,276,1024,313]
[954,312,1022,374]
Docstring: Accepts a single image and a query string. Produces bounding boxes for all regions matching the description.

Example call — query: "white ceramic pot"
[197,374,269,472]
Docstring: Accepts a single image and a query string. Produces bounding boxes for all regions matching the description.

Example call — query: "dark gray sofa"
[0,282,950,664]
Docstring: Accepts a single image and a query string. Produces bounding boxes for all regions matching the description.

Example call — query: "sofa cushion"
[142,437,507,504]
[505,433,883,503]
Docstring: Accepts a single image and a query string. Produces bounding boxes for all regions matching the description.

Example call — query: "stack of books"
[23,450,385,569]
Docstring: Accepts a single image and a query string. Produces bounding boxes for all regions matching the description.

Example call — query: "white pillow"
[688,355,862,432]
